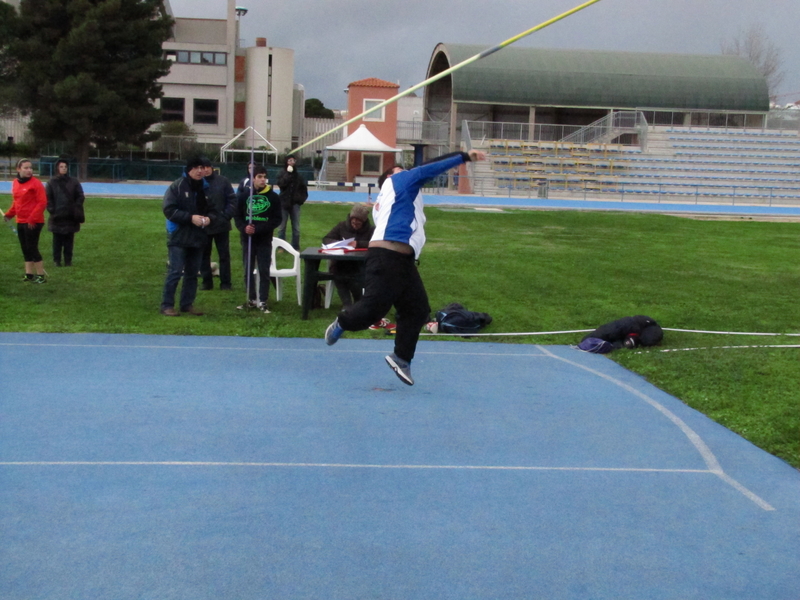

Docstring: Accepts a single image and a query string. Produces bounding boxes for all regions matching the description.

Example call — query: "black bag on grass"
[434,303,492,335]
[580,315,663,352]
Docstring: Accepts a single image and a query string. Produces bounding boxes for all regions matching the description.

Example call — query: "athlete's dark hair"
[378,165,403,189]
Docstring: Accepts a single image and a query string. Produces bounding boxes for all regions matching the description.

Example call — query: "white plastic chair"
[324,278,335,309]
[269,238,302,305]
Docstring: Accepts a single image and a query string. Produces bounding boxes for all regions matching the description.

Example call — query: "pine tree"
[12,0,173,177]
[0,2,18,116]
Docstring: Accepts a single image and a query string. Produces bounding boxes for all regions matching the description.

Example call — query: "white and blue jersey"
[371,152,468,259]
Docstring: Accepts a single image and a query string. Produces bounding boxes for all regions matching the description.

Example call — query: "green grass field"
[1,195,798,467]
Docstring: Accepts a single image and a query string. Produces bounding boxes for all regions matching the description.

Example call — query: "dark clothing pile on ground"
[579,315,664,353]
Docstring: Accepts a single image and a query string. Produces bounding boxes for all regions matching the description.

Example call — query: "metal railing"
[637,109,800,134]
[560,111,648,149]
[396,120,449,144]
[466,110,800,141]
[454,173,800,206]
[300,118,346,156]
[466,121,584,144]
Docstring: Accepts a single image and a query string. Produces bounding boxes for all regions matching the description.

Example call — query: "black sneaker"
[237,300,258,310]
[257,302,271,313]
[385,353,414,386]
[32,274,46,284]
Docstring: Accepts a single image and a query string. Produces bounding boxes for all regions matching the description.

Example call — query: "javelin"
[290,0,603,155]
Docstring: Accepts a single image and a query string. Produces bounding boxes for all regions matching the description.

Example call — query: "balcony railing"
[395,120,449,144]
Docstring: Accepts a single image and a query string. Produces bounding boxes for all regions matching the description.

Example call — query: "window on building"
[363,99,385,122]
[168,51,227,66]
[161,97,185,122]
[362,153,382,174]
[193,99,219,125]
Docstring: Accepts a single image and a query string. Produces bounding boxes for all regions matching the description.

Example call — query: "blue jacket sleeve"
[404,152,469,188]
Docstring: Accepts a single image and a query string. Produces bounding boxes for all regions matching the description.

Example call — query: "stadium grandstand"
[423,44,800,204]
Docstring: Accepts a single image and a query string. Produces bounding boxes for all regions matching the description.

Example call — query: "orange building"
[344,78,400,182]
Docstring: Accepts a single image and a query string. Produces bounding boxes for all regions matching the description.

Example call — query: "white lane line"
[0,461,710,473]
[0,341,549,357]
[1,339,776,510]
[536,346,776,511]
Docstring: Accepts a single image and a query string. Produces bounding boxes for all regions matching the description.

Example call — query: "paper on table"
[322,238,355,250]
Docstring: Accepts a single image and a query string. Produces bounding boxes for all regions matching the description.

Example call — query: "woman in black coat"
[46,159,85,267]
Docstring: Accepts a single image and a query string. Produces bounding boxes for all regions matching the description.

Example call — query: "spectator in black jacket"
[276,156,307,250]
[322,204,374,307]
[234,166,283,313]
[199,159,236,290]
[45,159,85,267]
[160,157,217,317]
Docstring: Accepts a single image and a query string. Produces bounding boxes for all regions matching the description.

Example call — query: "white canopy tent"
[319,124,401,183]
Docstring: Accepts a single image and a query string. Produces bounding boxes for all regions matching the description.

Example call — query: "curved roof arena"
[427,44,769,111]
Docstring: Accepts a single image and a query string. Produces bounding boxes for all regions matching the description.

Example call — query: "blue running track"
[1,333,798,600]
[2,180,800,217]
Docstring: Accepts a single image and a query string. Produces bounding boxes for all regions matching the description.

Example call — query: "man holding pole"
[325,149,486,385]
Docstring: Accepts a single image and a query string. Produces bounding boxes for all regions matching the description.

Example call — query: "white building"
[161,0,298,153]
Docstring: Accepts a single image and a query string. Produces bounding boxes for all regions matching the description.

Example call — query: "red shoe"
[369,318,391,330]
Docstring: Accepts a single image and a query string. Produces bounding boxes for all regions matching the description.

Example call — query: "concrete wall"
[171,18,227,44]
[345,80,399,181]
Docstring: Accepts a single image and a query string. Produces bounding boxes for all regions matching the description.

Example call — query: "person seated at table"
[322,204,374,308]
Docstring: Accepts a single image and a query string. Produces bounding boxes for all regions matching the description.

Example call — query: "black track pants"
[337,247,431,363]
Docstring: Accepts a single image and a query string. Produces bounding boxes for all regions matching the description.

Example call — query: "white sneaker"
[385,353,414,386]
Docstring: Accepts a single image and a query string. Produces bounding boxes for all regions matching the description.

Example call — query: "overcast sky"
[169,0,800,110]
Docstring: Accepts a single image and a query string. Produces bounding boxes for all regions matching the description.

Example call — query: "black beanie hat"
[185,156,205,172]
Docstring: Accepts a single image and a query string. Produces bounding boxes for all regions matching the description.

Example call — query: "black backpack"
[434,303,492,335]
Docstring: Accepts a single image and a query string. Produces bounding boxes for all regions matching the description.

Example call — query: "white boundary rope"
[662,328,800,337]
[420,328,800,338]
[635,344,800,354]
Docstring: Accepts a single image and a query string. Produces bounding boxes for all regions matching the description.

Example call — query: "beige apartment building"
[161,0,298,152]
